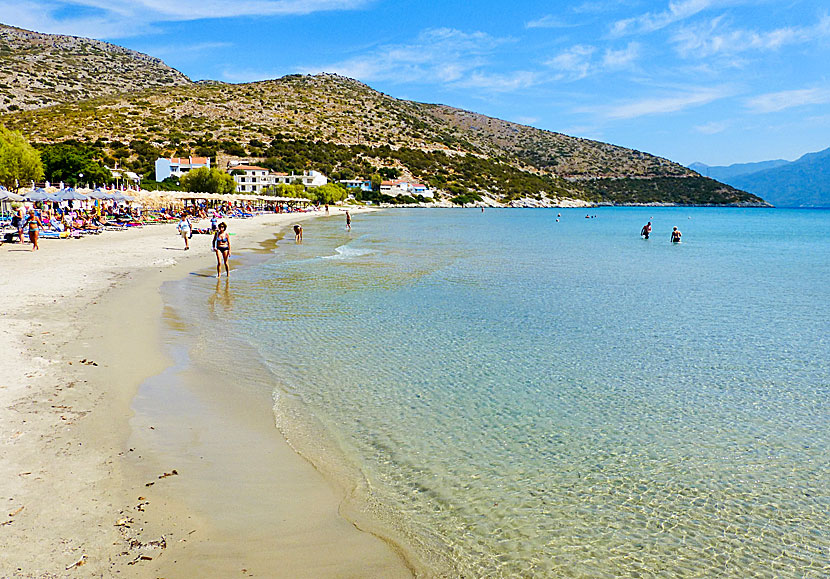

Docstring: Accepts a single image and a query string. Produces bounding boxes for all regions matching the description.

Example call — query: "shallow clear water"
[175,208,830,577]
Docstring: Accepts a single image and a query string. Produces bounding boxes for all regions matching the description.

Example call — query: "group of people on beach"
[641,221,682,243]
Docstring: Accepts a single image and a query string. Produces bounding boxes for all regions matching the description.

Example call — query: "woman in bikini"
[213,222,231,277]
[25,209,43,251]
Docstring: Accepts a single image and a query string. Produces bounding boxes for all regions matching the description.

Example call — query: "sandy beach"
[0,208,413,577]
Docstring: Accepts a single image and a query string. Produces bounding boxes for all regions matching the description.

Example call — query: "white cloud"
[455,71,539,92]
[526,15,574,29]
[303,28,536,93]
[150,42,233,57]
[746,87,830,113]
[0,0,370,39]
[673,14,830,58]
[694,120,730,134]
[513,115,540,125]
[610,0,714,37]
[602,42,640,67]
[546,45,596,80]
[587,86,733,119]
[546,42,639,80]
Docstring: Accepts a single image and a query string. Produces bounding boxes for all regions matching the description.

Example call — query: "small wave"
[322,244,376,260]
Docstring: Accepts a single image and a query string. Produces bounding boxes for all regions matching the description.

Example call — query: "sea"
[160,207,830,577]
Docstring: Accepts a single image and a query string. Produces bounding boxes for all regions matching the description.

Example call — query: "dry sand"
[0,208,414,577]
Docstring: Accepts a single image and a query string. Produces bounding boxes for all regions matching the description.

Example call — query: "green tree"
[309,183,348,204]
[0,126,44,191]
[267,183,307,198]
[39,141,112,186]
[180,167,236,194]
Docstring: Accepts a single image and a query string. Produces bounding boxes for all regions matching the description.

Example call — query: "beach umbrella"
[25,188,59,202]
[0,191,23,202]
[87,188,112,200]
[0,189,24,201]
[110,191,130,202]
[56,188,90,201]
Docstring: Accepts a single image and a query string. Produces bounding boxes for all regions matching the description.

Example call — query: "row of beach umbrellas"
[11,187,135,203]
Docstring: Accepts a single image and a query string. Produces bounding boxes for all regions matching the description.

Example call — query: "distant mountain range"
[690,148,830,207]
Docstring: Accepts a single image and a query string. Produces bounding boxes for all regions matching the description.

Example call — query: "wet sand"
[0,208,412,577]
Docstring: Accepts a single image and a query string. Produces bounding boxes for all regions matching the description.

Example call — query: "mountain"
[728,148,830,207]
[688,159,791,181]
[0,23,190,113]
[0,24,765,206]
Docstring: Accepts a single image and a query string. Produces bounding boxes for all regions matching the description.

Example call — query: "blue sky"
[2,0,830,166]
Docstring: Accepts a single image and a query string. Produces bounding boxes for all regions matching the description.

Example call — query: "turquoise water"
[177,208,829,577]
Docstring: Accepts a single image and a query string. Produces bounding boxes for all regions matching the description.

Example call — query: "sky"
[2,0,830,166]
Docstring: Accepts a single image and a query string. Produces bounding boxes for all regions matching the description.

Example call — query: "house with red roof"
[154,156,211,181]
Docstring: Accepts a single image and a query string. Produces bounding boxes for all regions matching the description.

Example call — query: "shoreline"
[0,207,411,577]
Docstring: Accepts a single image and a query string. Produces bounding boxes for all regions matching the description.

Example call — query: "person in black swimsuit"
[213,222,231,277]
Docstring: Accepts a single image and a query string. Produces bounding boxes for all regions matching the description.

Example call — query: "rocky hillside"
[0,23,190,113]
[0,25,765,205]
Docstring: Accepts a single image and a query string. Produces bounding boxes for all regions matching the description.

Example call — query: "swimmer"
[641,221,652,239]
[670,226,682,243]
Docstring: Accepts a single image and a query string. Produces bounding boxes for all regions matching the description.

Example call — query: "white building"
[154,156,210,182]
[380,179,433,199]
[232,165,271,193]
[227,163,330,193]
[272,170,328,188]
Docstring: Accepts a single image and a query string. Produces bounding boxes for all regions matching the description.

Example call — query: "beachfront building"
[272,170,328,188]
[380,179,434,198]
[154,156,210,182]
[231,165,271,193]
[339,179,372,192]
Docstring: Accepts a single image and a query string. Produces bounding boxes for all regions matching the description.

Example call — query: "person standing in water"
[345,210,351,231]
[293,223,303,242]
[641,221,652,239]
[213,222,231,277]
[670,226,682,243]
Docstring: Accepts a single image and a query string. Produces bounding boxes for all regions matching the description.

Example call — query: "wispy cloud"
[586,86,734,119]
[150,41,233,58]
[610,0,714,37]
[546,45,596,80]
[673,14,830,58]
[302,28,536,93]
[526,15,575,29]
[746,87,830,113]
[694,120,730,134]
[546,42,640,80]
[0,0,370,38]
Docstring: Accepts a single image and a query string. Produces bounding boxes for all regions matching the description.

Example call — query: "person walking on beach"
[177,213,192,250]
[213,222,231,277]
[641,221,652,239]
[670,226,682,243]
[15,205,26,244]
[210,213,218,233]
[345,210,351,231]
[25,209,42,251]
